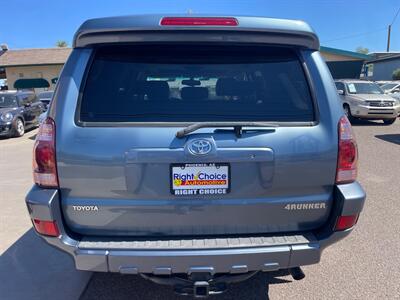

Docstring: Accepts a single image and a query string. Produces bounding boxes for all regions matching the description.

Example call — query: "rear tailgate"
[56,43,338,237]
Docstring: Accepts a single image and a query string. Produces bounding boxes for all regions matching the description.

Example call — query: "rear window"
[79,45,315,123]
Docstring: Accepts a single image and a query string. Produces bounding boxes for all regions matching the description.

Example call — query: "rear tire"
[343,105,354,122]
[13,118,25,137]
[383,118,396,125]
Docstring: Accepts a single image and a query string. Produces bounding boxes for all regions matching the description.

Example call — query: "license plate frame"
[170,163,231,196]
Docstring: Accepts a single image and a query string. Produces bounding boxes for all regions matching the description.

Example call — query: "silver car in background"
[380,81,400,94]
[335,79,400,125]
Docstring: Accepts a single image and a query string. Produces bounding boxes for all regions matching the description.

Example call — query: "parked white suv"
[335,79,400,125]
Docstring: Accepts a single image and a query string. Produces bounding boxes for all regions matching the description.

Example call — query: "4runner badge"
[72,205,99,212]
[284,203,326,210]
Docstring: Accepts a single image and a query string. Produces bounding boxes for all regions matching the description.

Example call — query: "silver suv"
[335,79,400,125]
[25,15,365,297]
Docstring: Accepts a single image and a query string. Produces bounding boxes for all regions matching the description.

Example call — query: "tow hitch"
[141,271,258,298]
[193,281,210,298]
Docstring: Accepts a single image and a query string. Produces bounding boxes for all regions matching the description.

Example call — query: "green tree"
[56,40,68,47]
[393,68,400,80]
[356,46,369,54]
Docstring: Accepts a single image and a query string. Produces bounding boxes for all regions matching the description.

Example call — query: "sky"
[0,0,399,53]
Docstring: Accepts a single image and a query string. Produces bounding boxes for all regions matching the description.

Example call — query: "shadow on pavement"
[0,228,91,300]
[0,127,37,140]
[375,134,400,145]
[81,270,292,300]
[350,119,383,126]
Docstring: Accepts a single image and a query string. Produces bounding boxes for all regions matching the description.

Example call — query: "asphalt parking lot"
[1,120,399,299]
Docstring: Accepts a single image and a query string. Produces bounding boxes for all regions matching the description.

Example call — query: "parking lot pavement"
[0,129,91,300]
[1,120,400,299]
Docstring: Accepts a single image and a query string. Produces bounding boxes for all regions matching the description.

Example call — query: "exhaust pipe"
[289,267,305,280]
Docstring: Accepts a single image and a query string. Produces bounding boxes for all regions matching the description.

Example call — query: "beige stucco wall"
[320,52,360,62]
[5,64,63,91]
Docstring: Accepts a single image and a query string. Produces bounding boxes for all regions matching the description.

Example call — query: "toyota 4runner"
[25,15,366,297]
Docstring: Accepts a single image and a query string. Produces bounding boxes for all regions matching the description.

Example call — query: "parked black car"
[0,90,44,137]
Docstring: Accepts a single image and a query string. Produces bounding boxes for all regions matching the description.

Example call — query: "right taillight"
[33,117,58,188]
[336,116,358,184]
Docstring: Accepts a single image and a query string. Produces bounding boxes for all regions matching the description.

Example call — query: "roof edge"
[73,14,319,50]
[367,54,400,63]
[320,46,370,60]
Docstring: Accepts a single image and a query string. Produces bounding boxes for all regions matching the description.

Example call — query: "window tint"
[19,93,36,104]
[80,45,315,123]
[346,82,383,95]
[381,83,399,90]
[0,94,17,108]
[335,82,345,91]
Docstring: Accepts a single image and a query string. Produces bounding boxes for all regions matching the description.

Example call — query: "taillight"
[33,219,60,237]
[160,17,239,26]
[335,215,359,231]
[336,116,358,184]
[33,117,58,188]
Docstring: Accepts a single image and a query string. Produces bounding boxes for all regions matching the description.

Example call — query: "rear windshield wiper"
[176,122,279,138]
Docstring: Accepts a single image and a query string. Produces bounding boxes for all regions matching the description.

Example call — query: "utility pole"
[386,25,391,52]
[387,7,400,52]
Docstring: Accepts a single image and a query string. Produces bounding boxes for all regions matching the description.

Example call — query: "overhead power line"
[322,27,387,43]
[390,6,400,25]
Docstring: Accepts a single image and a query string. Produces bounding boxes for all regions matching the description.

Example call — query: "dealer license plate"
[171,163,230,196]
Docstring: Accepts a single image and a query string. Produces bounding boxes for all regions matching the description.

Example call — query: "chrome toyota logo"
[188,139,212,155]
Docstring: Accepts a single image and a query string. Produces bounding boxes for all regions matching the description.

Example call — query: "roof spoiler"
[73,15,319,50]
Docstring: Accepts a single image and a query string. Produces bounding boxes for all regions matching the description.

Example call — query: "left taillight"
[33,117,58,188]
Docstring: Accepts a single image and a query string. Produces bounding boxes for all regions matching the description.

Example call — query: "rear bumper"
[76,234,322,273]
[25,182,365,274]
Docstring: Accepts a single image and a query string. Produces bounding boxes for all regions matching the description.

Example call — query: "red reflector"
[33,219,60,237]
[335,215,359,231]
[336,116,358,184]
[161,17,238,26]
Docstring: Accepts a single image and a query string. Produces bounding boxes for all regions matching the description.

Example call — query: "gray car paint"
[26,15,366,275]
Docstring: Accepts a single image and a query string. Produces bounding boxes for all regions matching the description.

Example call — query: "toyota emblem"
[188,139,212,155]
